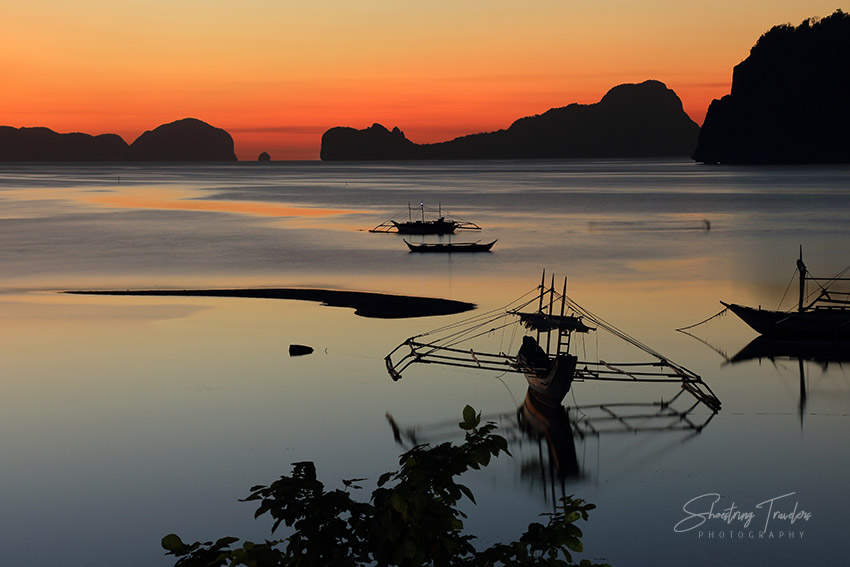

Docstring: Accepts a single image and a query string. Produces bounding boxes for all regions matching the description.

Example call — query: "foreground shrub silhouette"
[162,405,609,566]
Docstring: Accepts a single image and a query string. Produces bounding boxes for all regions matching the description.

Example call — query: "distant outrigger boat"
[370,203,481,235]
[385,272,721,411]
[404,239,496,253]
[722,249,850,338]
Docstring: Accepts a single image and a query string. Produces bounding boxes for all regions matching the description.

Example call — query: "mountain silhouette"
[321,80,699,160]
[129,118,236,161]
[0,118,236,161]
[0,127,129,161]
[693,10,850,164]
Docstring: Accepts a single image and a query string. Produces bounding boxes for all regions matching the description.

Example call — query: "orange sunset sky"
[1,1,843,160]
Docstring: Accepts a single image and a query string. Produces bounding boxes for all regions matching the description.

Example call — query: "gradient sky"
[1,1,842,160]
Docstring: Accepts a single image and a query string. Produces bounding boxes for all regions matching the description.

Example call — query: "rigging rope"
[676,329,730,362]
[777,266,799,311]
[417,287,539,339]
[780,261,850,310]
[805,263,850,303]
[564,297,669,363]
[675,307,728,332]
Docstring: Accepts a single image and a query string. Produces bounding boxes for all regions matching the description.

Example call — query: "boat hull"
[404,240,496,253]
[723,302,850,338]
[517,353,577,407]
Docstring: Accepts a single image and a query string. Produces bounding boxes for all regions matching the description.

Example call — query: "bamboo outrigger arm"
[385,338,516,381]
[385,338,722,411]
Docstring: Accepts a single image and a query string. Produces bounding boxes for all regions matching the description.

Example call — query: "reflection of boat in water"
[386,272,721,411]
[722,249,850,338]
[730,336,850,364]
[404,239,496,253]
[387,386,716,501]
[370,203,482,234]
[729,336,850,427]
[518,388,580,480]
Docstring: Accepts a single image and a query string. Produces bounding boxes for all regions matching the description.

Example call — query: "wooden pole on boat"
[537,270,546,345]
[797,245,806,312]
[546,273,555,354]
[798,357,807,430]
[557,277,567,356]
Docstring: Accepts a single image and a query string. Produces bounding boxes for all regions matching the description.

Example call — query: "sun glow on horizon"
[85,187,367,219]
[1,1,841,159]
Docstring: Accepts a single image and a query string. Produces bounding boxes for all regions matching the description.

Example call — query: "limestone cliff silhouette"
[0,118,237,161]
[129,118,236,161]
[321,125,419,160]
[321,80,699,160]
[694,10,850,164]
[0,127,129,161]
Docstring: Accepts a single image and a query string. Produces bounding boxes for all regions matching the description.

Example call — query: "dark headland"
[320,80,700,160]
[0,118,236,161]
[694,10,850,164]
[65,288,476,319]
[128,118,237,161]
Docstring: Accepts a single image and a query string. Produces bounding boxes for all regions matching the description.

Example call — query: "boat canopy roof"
[511,311,594,333]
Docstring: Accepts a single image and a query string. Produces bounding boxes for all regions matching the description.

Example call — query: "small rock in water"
[289,344,314,356]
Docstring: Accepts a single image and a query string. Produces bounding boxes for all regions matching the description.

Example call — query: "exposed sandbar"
[64,288,476,319]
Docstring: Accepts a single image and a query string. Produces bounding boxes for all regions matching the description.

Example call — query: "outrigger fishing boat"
[404,239,496,253]
[370,203,482,235]
[722,249,850,338]
[385,272,721,411]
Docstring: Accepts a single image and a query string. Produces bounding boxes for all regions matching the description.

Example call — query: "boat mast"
[546,273,555,355]
[557,277,567,356]
[797,246,806,313]
[798,357,807,430]
[421,201,425,223]
[537,270,546,346]
[408,202,412,222]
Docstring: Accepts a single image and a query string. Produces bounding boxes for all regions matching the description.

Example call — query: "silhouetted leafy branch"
[162,405,609,567]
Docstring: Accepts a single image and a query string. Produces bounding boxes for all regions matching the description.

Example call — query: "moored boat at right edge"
[722,248,850,338]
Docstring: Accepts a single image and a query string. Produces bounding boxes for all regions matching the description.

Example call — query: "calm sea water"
[2,159,849,566]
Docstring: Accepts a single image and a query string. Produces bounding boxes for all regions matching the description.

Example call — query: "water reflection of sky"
[1,161,849,566]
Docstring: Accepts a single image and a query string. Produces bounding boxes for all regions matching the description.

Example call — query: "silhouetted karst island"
[694,10,850,164]
[321,124,419,160]
[129,118,237,161]
[0,118,236,161]
[0,127,129,161]
[320,80,699,160]
[258,151,271,161]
